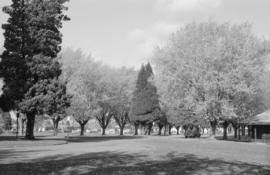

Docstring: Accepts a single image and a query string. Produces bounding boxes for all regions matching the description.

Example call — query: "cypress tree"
[130,63,160,134]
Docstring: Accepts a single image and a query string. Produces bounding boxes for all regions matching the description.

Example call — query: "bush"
[184,124,201,138]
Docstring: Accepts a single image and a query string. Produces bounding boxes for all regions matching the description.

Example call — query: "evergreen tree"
[130,63,160,135]
[0,0,69,139]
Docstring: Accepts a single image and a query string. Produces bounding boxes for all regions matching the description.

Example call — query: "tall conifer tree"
[130,63,160,135]
[0,0,69,139]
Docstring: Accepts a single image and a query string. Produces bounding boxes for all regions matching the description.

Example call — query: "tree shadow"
[38,135,145,143]
[0,149,49,161]
[0,135,144,143]
[0,136,24,141]
[0,151,269,175]
[215,136,253,142]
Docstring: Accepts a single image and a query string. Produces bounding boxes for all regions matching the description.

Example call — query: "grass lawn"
[0,134,270,175]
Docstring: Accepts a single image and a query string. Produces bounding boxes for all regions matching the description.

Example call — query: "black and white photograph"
[0,0,270,174]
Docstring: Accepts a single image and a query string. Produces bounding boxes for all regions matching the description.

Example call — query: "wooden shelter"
[248,110,270,139]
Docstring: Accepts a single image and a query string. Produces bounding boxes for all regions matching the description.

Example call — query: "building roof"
[248,110,270,125]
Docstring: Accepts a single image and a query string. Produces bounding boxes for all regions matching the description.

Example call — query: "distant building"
[247,110,270,139]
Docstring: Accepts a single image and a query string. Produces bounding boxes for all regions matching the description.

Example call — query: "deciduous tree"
[153,21,270,139]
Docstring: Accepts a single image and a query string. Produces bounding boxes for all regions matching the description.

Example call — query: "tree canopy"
[130,63,160,124]
[153,21,270,137]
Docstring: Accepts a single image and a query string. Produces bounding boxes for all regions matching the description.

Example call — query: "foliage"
[0,0,30,111]
[61,48,137,135]
[95,101,114,135]
[43,79,71,135]
[153,21,270,136]
[67,94,95,135]
[110,68,136,135]
[130,63,160,124]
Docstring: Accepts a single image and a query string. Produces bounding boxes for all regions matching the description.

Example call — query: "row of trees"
[60,48,137,136]
[1,1,269,139]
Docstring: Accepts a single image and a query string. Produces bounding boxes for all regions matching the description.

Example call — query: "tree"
[42,79,71,136]
[114,106,129,135]
[110,68,136,135]
[61,49,115,136]
[153,21,270,138]
[20,113,27,135]
[96,101,114,135]
[0,0,69,139]
[130,63,160,135]
[68,95,94,136]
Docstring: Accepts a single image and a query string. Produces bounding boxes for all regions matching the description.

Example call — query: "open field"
[0,135,270,175]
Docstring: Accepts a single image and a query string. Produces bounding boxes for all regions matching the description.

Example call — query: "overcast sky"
[0,0,269,68]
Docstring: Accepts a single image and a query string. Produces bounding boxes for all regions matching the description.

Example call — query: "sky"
[0,0,269,68]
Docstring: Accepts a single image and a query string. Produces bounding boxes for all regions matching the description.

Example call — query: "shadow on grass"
[0,136,25,141]
[0,135,144,143]
[0,151,269,175]
[39,135,145,143]
[0,149,49,161]
[215,135,253,142]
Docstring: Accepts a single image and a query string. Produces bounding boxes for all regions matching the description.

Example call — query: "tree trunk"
[164,124,167,136]
[25,113,35,140]
[168,125,172,135]
[21,118,26,136]
[144,125,148,135]
[210,120,217,138]
[120,127,124,135]
[147,123,153,135]
[241,124,245,136]
[238,125,241,140]
[102,128,106,135]
[232,124,237,138]
[16,113,19,139]
[223,121,229,140]
[176,126,180,135]
[53,118,60,136]
[80,124,85,136]
[248,126,251,137]
[158,124,163,135]
[134,123,139,135]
